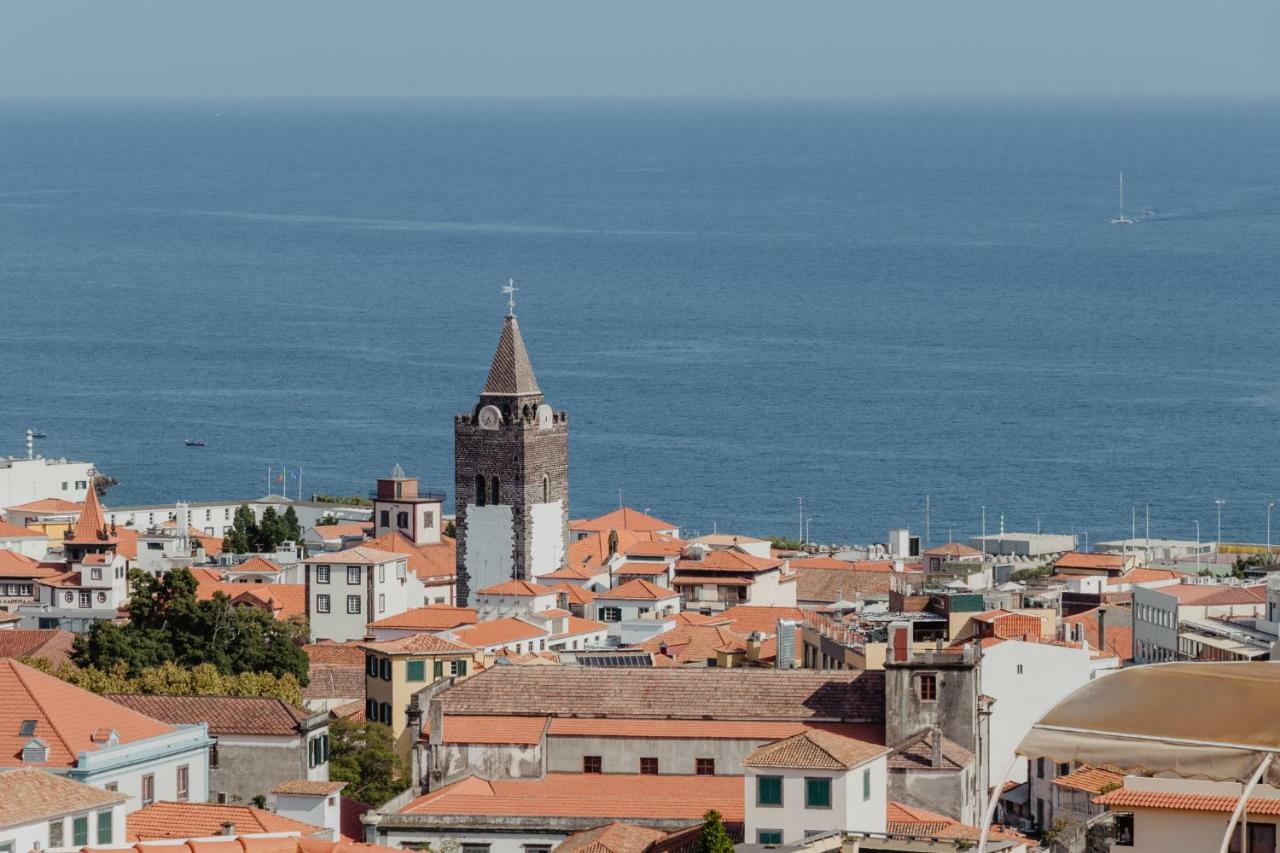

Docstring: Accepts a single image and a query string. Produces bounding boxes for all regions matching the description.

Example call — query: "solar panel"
[577,652,653,668]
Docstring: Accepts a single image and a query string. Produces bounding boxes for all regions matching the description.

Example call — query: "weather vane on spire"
[503,278,519,317]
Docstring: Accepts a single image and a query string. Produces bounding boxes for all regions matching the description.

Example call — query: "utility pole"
[798,497,804,544]
[925,494,930,548]
[805,518,815,545]
[980,506,986,555]
[1215,499,1226,563]
[1268,502,1274,551]
[1195,520,1201,573]
[1145,503,1150,550]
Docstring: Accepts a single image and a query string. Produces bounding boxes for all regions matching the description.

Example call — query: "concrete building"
[304,546,416,642]
[371,467,446,549]
[1095,776,1280,852]
[673,546,798,612]
[1094,536,1215,563]
[0,768,128,853]
[1133,582,1267,663]
[475,579,560,621]
[105,494,369,540]
[1,660,212,813]
[454,308,569,604]
[105,694,331,807]
[3,498,83,541]
[360,632,478,754]
[593,579,681,637]
[0,440,94,507]
[0,519,50,559]
[969,532,1076,558]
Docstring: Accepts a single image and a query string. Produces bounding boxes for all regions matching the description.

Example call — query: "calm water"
[2,98,1279,546]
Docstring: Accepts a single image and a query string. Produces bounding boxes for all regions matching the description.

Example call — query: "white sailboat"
[1111,172,1134,225]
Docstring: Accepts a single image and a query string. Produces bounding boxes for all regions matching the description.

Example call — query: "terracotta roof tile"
[597,579,679,601]
[1052,764,1124,794]
[1094,788,1280,815]
[451,618,546,648]
[717,605,805,635]
[195,577,306,619]
[68,486,113,546]
[1062,607,1134,661]
[305,547,403,565]
[545,719,884,742]
[105,695,315,737]
[303,642,367,667]
[0,660,175,768]
[0,628,76,668]
[399,773,743,822]
[301,665,364,701]
[0,767,128,827]
[5,498,81,513]
[794,566,893,602]
[1117,567,1181,584]
[636,624,750,665]
[557,822,668,853]
[745,727,888,770]
[571,509,677,535]
[1055,552,1128,571]
[671,574,752,586]
[478,579,556,597]
[922,542,982,557]
[271,780,347,796]
[364,531,456,581]
[368,606,477,631]
[423,715,549,745]
[674,549,781,573]
[310,522,372,541]
[548,583,596,606]
[127,802,324,840]
[885,801,1023,841]
[360,633,474,655]
[0,549,57,578]
[0,520,45,538]
[233,556,282,573]
[613,563,668,576]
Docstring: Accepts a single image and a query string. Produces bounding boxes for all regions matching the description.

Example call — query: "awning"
[1016,662,1280,786]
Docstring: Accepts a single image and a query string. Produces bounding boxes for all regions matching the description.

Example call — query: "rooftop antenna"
[503,278,519,317]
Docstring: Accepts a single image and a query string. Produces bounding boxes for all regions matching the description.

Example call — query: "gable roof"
[368,605,477,632]
[127,802,324,840]
[548,582,596,606]
[309,521,371,541]
[478,579,556,597]
[922,542,982,558]
[0,629,76,668]
[794,566,893,602]
[0,660,175,768]
[571,508,677,535]
[483,314,541,396]
[364,531,456,581]
[1052,764,1125,794]
[195,578,307,619]
[231,556,282,574]
[596,579,679,601]
[0,549,57,579]
[104,694,316,737]
[451,618,546,648]
[744,727,888,770]
[5,498,81,514]
[0,520,45,539]
[306,546,403,565]
[438,666,885,722]
[1054,552,1128,571]
[1062,607,1134,662]
[0,767,128,829]
[1093,787,1280,815]
[301,665,364,702]
[636,624,749,665]
[303,641,367,667]
[718,605,805,635]
[674,548,781,573]
[360,633,474,656]
[556,822,668,853]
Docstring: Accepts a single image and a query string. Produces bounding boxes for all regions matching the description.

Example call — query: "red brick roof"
[1094,788,1280,815]
[597,579,678,601]
[0,766,128,827]
[399,773,744,822]
[367,605,477,631]
[0,660,174,768]
[105,694,315,737]
[571,508,677,534]
[127,802,324,840]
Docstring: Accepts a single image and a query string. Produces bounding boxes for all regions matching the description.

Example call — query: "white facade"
[1103,776,1280,853]
[0,794,127,853]
[463,504,514,592]
[476,588,559,621]
[305,551,418,642]
[106,496,370,539]
[0,529,49,559]
[594,593,680,637]
[68,725,213,814]
[0,456,94,508]
[20,554,129,632]
[744,758,889,844]
[980,640,1111,785]
[274,791,342,840]
[529,500,565,578]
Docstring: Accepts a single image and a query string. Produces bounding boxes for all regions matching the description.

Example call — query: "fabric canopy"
[1017,662,1280,786]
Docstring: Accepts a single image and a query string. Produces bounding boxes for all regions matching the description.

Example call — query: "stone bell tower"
[454,290,569,605]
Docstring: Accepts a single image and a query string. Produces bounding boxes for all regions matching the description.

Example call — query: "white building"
[743,728,889,844]
[672,546,798,612]
[0,768,128,853]
[0,519,49,559]
[0,442,94,507]
[1133,582,1267,663]
[304,546,417,642]
[593,578,680,639]
[106,494,369,539]
[474,579,560,621]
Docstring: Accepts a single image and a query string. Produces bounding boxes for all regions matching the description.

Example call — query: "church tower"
[454,295,569,605]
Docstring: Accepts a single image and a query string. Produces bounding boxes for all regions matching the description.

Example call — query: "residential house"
[106,494,370,540]
[1,659,212,812]
[126,801,329,840]
[0,627,75,667]
[672,546,797,612]
[364,530,457,607]
[569,507,680,541]
[305,547,416,642]
[303,522,372,553]
[742,728,889,844]
[195,572,307,622]
[360,632,479,753]
[688,533,772,558]
[271,780,357,841]
[447,612,607,656]
[0,767,128,853]
[367,605,478,641]
[593,579,680,638]
[1052,551,1137,578]
[3,498,82,541]
[921,543,984,574]
[105,694,331,806]
[1094,777,1280,852]
[1133,582,1267,663]
[476,579,560,621]
[0,550,59,611]
[1024,761,1123,836]
[0,519,49,559]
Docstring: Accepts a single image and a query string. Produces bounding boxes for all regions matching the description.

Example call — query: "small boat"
[29,429,47,438]
[1111,172,1134,225]
[184,439,206,447]
[1143,207,1156,216]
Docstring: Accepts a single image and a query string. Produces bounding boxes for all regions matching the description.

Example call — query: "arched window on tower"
[490,476,501,504]
[542,475,549,503]
[475,474,487,507]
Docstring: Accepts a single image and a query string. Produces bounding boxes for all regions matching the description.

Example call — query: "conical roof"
[482,315,541,397]
[68,482,113,545]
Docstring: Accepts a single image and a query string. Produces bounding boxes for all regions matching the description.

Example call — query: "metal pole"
[798,497,804,544]
[925,495,930,547]
[1195,521,1201,573]
[1218,754,1273,853]
[1216,499,1225,563]
[980,506,986,555]
[1268,502,1274,551]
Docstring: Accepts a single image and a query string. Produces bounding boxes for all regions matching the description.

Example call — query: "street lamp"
[1194,520,1200,573]
[805,518,815,547]
[1268,502,1275,551]
[1215,499,1226,563]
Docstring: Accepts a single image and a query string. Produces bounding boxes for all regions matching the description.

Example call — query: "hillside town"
[2,308,1279,853]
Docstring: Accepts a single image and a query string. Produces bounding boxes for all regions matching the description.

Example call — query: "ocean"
[2,98,1279,546]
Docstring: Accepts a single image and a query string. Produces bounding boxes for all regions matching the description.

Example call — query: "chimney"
[1097,607,1108,652]
[930,727,944,768]
[220,821,236,836]
[746,631,764,662]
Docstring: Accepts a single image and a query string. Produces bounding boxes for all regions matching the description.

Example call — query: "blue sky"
[2,0,1277,98]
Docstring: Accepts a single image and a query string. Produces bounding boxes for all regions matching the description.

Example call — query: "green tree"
[317,513,340,527]
[694,810,734,853]
[222,504,259,554]
[283,506,303,541]
[444,520,456,538]
[329,717,409,807]
[256,506,289,551]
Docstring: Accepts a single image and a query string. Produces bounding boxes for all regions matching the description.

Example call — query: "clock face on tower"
[478,405,502,430]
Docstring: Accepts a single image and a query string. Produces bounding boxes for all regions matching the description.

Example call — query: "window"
[347,566,361,585]
[209,743,219,768]
[1036,758,1045,778]
[475,474,487,507]
[379,703,391,724]
[1058,762,1070,776]
[917,672,938,701]
[76,480,87,490]
[600,607,622,622]
[490,476,500,504]
[1113,812,1134,847]
[863,767,872,801]
[366,655,379,676]
[756,830,782,845]
[366,699,377,720]
[49,819,64,848]
[73,815,89,847]
[805,777,832,809]
[407,660,425,682]
[757,775,783,806]
[378,564,385,583]
[1016,664,1024,675]
[542,475,550,503]
[79,591,92,608]
[461,845,491,853]
[91,567,103,581]
[380,510,390,528]
[378,593,386,613]
[583,756,602,774]
[424,510,435,528]
[177,764,189,801]
[524,846,552,853]
[142,773,155,805]
[316,565,330,584]
[380,658,392,681]
[317,594,330,613]
[696,758,716,776]
[640,757,659,775]
[450,659,468,677]
[347,595,361,614]
[1229,822,1274,853]
[397,511,409,529]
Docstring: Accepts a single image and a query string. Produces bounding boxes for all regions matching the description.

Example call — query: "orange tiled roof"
[0,519,45,538]
[67,486,114,546]
[622,539,686,558]
[422,715,549,745]
[1094,788,1280,815]
[1052,764,1124,794]
[399,773,744,822]
[0,660,175,768]
[478,579,556,597]
[360,633,474,655]
[1055,552,1127,571]
[452,618,546,648]
[671,574,751,586]
[1117,567,1180,584]
[368,605,477,631]
[303,641,367,667]
[196,578,306,619]
[744,727,888,770]
[922,542,982,557]
[0,629,76,668]
[232,556,282,573]
[112,525,139,560]
[614,562,668,576]
[718,605,805,635]
[636,624,751,665]
[557,822,669,853]
[1152,583,1266,605]
[596,579,678,601]
[548,582,596,606]
[364,531,456,580]
[571,508,678,534]
[675,548,781,573]
[0,548,56,578]
[127,801,324,840]
[568,530,682,573]
[105,694,315,737]
[306,546,402,565]
[1062,607,1134,661]
[556,616,608,638]
[0,767,128,827]
[885,801,1023,841]
[5,498,81,514]
[310,522,372,541]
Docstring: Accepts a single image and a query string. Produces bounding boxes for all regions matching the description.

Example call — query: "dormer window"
[21,737,49,763]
